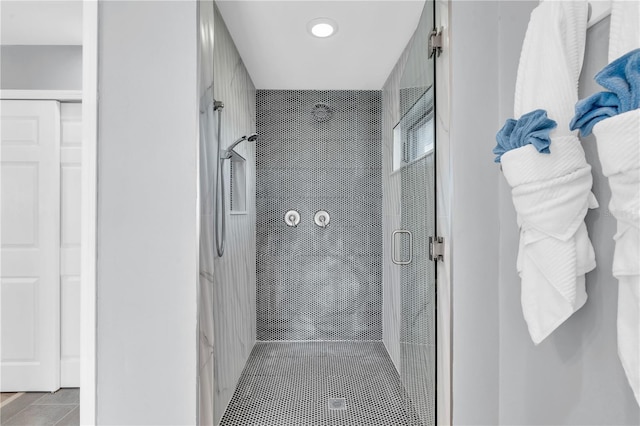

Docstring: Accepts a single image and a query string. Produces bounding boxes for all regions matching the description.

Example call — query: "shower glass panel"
[396,2,436,425]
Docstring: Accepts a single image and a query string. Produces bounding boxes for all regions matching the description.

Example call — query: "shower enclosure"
[199,1,437,425]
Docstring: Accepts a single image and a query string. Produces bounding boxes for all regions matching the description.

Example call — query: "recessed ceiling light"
[307,17,338,38]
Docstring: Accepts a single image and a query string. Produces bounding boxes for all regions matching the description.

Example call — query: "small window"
[393,87,434,172]
[406,112,434,161]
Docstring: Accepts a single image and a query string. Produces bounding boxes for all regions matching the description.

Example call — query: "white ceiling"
[216,1,425,90]
[0,0,423,88]
[1,1,83,45]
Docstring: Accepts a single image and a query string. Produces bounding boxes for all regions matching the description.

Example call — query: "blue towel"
[571,48,640,136]
[597,48,640,113]
[570,92,621,137]
[494,109,557,163]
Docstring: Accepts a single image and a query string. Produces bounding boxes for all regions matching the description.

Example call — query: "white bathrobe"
[592,0,640,404]
[503,0,598,344]
[594,109,640,403]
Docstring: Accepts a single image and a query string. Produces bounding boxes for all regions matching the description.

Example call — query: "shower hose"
[214,106,226,257]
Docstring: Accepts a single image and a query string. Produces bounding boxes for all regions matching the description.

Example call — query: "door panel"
[59,102,82,387]
[1,278,38,361]
[1,100,61,392]
[394,2,436,425]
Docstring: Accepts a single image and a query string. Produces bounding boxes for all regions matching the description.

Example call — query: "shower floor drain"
[328,398,347,411]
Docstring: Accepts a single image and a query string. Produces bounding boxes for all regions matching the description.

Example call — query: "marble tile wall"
[447,2,502,423]
[198,3,257,425]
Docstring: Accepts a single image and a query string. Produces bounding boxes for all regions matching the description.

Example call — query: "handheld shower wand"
[214,129,258,257]
[221,133,258,159]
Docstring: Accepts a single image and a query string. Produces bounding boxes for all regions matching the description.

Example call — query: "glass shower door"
[394,2,436,424]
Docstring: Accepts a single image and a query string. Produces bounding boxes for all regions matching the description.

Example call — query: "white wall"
[0,45,82,90]
[448,2,501,424]
[97,2,198,424]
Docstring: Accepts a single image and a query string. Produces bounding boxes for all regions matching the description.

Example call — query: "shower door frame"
[433,1,450,423]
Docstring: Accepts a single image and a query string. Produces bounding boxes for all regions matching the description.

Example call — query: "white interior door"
[1,100,61,392]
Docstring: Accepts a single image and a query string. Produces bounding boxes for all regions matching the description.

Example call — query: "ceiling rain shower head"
[312,103,333,123]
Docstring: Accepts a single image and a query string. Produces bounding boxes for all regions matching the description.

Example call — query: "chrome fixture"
[311,103,333,123]
[429,236,445,261]
[213,118,258,257]
[284,210,301,227]
[428,27,444,58]
[391,230,413,265]
[221,133,258,160]
[314,210,330,228]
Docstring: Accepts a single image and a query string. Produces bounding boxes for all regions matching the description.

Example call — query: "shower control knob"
[284,210,300,227]
[314,210,330,228]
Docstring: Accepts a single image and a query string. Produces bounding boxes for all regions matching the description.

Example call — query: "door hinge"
[428,27,443,58]
[429,236,445,261]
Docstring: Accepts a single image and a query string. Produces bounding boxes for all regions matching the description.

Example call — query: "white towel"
[590,0,640,404]
[618,275,640,404]
[514,0,588,134]
[502,140,597,344]
[609,0,640,63]
[504,0,598,344]
[593,109,640,403]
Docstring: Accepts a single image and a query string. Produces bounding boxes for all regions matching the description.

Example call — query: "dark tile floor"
[219,341,424,426]
[0,388,79,426]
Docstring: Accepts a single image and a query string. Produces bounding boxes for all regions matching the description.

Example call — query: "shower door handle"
[392,230,412,265]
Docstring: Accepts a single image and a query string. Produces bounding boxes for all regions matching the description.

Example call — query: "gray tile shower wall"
[256,90,382,341]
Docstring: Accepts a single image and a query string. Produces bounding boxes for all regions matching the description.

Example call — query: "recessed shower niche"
[230,155,247,213]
